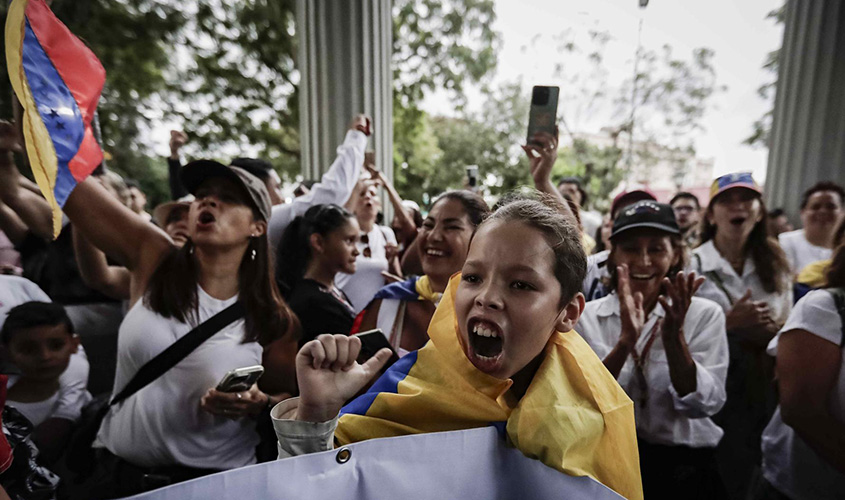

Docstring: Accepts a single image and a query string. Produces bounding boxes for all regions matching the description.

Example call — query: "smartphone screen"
[526,86,560,146]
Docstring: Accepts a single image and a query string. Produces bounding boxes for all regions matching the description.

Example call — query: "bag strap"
[110,301,246,406]
[827,287,845,347]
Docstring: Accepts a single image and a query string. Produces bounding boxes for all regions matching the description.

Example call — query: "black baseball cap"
[611,200,680,240]
[180,160,272,221]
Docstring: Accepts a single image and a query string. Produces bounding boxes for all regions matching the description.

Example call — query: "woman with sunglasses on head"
[576,200,729,499]
[277,204,360,347]
[61,160,297,497]
[692,172,792,500]
[353,190,490,355]
[334,181,399,313]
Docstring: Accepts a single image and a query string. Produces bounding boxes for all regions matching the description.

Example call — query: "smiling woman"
[577,200,729,499]
[353,191,489,354]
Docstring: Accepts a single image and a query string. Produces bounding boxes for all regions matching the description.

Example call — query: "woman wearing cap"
[692,172,792,500]
[576,200,728,498]
[62,160,297,496]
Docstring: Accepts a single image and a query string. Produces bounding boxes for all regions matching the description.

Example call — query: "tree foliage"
[169,0,300,179]
[392,0,501,203]
[1,0,502,209]
[548,28,724,207]
[744,4,786,148]
[0,0,184,205]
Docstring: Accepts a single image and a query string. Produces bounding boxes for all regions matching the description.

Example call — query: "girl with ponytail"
[277,204,360,346]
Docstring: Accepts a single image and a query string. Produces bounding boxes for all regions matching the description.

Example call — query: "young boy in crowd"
[1,302,91,463]
[273,197,643,500]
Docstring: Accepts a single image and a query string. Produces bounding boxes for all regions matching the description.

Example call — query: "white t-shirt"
[97,288,263,469]
[576,294,728,447]
[580,210,603,239]
[336,225,397,313]
[761,289,845,500]
[0,275,51,330]
[7,348,92,426]
[778,229,833,276]
[1,275,92,425]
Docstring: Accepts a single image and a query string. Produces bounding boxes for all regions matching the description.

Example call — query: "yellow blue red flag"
[337,274,644,500]
[5,0,106,237]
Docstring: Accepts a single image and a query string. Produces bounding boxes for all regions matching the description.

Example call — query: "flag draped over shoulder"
[5,0,105,237]
[337,274,644,500]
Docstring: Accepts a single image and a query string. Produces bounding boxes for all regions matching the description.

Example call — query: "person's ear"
[705,207,715,225]
[555,292,585,332]
[310,233,325,254]
[249,220,267,238]
[70,334,80,354]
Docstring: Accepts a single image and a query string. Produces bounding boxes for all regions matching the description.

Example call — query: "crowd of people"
[0,108,843,500]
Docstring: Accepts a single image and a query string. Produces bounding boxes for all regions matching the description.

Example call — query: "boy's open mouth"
[468,319,504,368]
[729,216,746,226]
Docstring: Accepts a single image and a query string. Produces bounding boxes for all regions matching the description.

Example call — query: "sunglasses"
[360,233,372,258]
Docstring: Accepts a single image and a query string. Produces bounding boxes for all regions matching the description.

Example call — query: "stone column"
[765,0,845,219]
[296,0,393,198]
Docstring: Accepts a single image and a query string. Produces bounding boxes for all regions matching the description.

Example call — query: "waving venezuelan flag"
[338,274,644,500]
[5,0,105,237]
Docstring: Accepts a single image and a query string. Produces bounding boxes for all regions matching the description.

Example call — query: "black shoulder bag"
[66,302,246,476]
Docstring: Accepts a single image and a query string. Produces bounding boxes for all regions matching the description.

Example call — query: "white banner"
[122,427,623,500]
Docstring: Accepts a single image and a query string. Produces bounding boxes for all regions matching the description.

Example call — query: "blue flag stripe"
[373,277,420,301]
[341,350,419,417]
[22,18,85,206]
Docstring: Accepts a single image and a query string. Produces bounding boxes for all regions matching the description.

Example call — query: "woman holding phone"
[51,125,367,495]
[64,159,300,496]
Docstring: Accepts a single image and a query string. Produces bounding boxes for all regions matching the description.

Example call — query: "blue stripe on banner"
[341,350,419,417]
[373,277,420,301]
[22,19,85,206]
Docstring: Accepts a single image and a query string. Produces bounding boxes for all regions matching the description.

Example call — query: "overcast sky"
[423,0,784,182]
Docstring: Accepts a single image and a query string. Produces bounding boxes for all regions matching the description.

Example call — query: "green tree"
[1,0,501,207]
[0,0,185,206]
[544,28,724,207]
[392,0,501,202]
[168,0,301,180]
[744,4,786,148]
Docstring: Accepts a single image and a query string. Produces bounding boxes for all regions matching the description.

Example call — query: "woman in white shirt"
[778,181,843,277]
[577,201,728,499]
[756,239,845,500]
[62,157,304,497]
[336,182,398,312]
[692,172,792,500]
